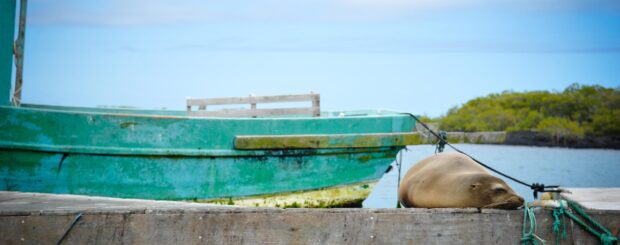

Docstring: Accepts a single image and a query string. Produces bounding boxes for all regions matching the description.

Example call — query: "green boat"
[0,0,424,207]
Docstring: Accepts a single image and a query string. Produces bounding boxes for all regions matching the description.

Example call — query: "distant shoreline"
[438,131,620,149]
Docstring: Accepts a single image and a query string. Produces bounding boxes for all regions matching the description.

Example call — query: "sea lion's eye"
[494,187,507,194]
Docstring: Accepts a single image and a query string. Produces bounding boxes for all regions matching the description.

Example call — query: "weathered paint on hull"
[0,105,414,202]
[0,148,396,201]
[203,181,377,208]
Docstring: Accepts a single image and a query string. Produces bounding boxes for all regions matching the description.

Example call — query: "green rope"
[552,201,567,245]
[522,204,545,245]
[563,200,618,245]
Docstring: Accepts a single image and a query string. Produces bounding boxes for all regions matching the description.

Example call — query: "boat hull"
[0,105,415,204]
[1,147,396,202]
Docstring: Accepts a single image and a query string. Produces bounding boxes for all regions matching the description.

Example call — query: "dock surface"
[562,188,620,211]
[0,191,233,215]
[1,191,619,244]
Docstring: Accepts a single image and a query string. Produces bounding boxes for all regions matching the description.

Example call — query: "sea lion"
[398,152,524,209]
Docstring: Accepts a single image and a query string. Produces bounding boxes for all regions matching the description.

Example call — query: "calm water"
[363,144,620,208]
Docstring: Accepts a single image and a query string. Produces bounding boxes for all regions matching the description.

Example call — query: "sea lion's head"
[466,174,524,209]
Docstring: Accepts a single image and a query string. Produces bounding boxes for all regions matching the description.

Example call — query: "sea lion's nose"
[512,195,525,208]
[517,196,525,206]
[505,195,525,209]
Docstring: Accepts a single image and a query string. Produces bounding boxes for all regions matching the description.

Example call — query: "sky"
[16,0,620,117]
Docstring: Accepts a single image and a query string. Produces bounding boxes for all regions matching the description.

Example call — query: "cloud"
[158,34,620,54]
[28,0,620,27]
[29,0,214,26]
[338,0,479,10]
[338,0,620,11]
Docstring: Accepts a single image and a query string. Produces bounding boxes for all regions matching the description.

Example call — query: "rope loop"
[565,200,618,245]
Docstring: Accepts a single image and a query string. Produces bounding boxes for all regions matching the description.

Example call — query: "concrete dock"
[1,190,619,244]
[561,188,620,211]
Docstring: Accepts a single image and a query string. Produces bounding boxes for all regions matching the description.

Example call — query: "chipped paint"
[1,148,394,201]
[119,122,139,129]
[200,181,377,208]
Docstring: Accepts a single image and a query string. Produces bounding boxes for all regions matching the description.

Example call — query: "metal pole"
[0,0,17,105]
[12,0,27,106]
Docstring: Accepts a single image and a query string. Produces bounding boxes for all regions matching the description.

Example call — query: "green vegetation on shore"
[432,84,620,140]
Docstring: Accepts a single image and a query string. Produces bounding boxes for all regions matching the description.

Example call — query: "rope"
[403,113,561,198]
[395,148,405,208]
[564,200,618,245]
[57,213,82,245]
[522,204,546,245]
[547,199,618,245]
[551,200,567,245]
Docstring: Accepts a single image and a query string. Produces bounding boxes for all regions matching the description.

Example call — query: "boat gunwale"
[1,104,413,156]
